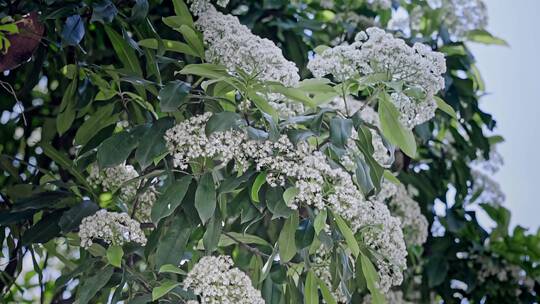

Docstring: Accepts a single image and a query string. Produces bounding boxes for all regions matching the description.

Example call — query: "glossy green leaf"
[314,209,327,235]
[304,270,319,304]
[75,103,119,145]
[104,26,142,76]
[251,172,267,203]
[152,281,181,301]
[434,96,458,119]
[155,215,192,268]
[78,266,114,304]
[106,245,123,268]
[334,214,360,258]
[330,118,353,148]
[158,264,187,275]
[378,92,417,158]
[278,211,299,263]
[360,254,386,304]
[195,173,216,224]
[151,176,192,224]
[158,80,191,112]
[58,200,99,233]
[139,38,198,57]
[135,117,174,169]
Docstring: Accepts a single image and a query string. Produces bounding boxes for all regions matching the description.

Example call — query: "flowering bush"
[0,0,538,303]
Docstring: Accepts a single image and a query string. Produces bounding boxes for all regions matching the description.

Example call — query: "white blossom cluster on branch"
[78,210,147,248]
[362,289,412,304]
[308,27,446,128]
[378,182,429,247]
[87,163,158,222]
[183,255,264,304]
[187,0,229,16]
[441,0,488,39]
[164,113,407,291]
[194,5,300,87]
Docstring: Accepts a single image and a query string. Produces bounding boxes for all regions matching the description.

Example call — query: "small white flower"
[442,0,488,39]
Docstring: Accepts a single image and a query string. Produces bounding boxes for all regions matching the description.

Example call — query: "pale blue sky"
[469,1,540,230]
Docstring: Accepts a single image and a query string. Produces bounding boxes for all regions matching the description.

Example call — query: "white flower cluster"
[183,255,264,304]
[87,163,158,222]
[366,0,392,10]
[78,209,147,248]
[165,113,407,291]
[313,245,350,303]
[188,0,229,16]
[194,5,300,87]
[362,290,412,304]
[470,169,505,205]
[442,0,488,39]
[476,255,535,296]
[383,182,429,247]
[308,27,446,128]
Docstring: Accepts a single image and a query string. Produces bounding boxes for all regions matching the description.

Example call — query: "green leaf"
[155,214,192,268]
[159,80,191,112]
[75,103,119,145]
[61,15,85,46]
[330,118,353,148]
[56,79,77,135]
[467,29,509,46]
[106,245,123,268]
[383,170,401,185]
[203,211,222,253]
[22,211,62,245]
[205,111,245,135]
[135,117,174,169]
[152,281,181,301]
[278,211,299,263]
[247,90,279,122]
[159,264,187,275]
[313,209,327,235]
[195,173,216,224]
[179,63,230,79]
[177,25,205,58]
[355,156,375,196]
[97,129,142,168]
[434,96,458,119]
[265,187,293,219]
[104,26,142,76]
[378,92,417,158]
[41,143,90,189]
[283,187,299,207]
[171,0,193,27]
[217,232,272,248]
[58,200,99,233]
[317,278,337,304]
[251,172,267,203]
[138,38,199,57]
[334,214,360,258]
[360,254,386,304]
[304,270,319,304]
[78,266,114,304]
[151,176,192,224]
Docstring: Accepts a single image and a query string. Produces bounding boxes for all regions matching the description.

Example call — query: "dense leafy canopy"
[0,0,539,303]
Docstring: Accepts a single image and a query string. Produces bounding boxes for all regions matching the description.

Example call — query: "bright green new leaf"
[152,281,181,301]
[304,270,319,304]
[434,96,458,119]
[106,245,123,268]
[317,277,337,304]
[278,211,299,263]
[158,264,187,275]
[361,254,386,304]
[195,173,216,224]
[314,209,327,235]
[283,187,299,207]
[250,172,267,203]
[378,92,417,158]
[334,213,360,258]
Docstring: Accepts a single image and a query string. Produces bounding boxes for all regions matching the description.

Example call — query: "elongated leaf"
[304,270,319,304]
[158,80,191,112]
[151,176,192,224]
[278,211,299,263]
[41,143,90,188]
[159,264,187,275]
[138,38,198,57]
[155,215,192,268]
[318,278,337,304]
[314,209,327,235]
[378,92,417,158]
[75,103,119,145]
[334,214,360,258]
[22,211,62,245]
[178,25,204,58]
[467,29,508,46]
[57,79,77,135]
[217,232,272,248]
[152,281,181,301]
[97,129,141,168]
[203,211,222,253]
[434,96,458,119]
[172,0,193,26]
[135,117,174,169]
[194,173,216,224]
[330,118,353,148]
[361,255,386,304]
[58,200,99,233]
[79,266,114,304]
[104,26,142,76]
[283,187,299,207]
[250,172,267,204]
